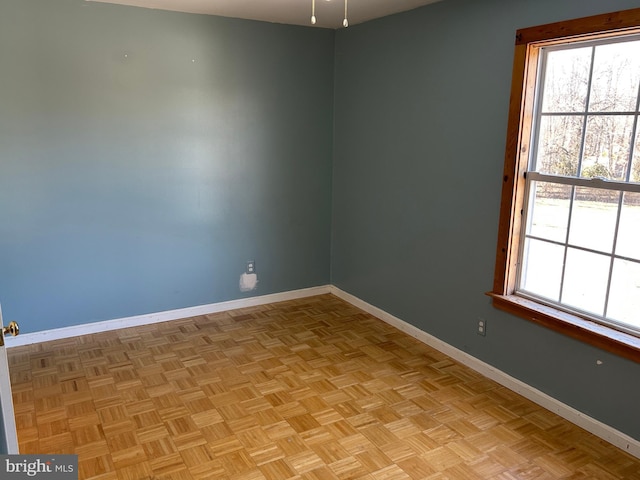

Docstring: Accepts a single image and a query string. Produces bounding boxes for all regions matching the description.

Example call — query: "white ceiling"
[85,0,442,29]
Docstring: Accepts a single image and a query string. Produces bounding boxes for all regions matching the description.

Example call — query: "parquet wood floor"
[8,294,640,479]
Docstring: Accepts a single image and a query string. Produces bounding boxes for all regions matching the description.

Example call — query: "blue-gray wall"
[332,0,640,440]
[0,0,334,331]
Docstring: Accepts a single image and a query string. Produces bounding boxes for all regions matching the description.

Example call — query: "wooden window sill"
[487,293,640,363]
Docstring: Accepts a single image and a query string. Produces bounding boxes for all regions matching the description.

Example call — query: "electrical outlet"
[477,318,486,336]
[246,260,255,274]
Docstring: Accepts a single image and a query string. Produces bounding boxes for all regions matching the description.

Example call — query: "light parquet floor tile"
[8,294,640,479]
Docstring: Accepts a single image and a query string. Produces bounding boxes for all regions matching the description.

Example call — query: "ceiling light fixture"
[310,0,348,28]
[343,0,348,27]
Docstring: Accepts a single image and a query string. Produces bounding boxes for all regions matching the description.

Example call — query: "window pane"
[616,192,640,261]
[541,47,591,113]
[561,248,609,316]
[589,40,640,113]
[581,115,634,181]
[568,187,619,253]
[520,238,563,301]
[534,115,583,175]
[527,182,570,243]
[516,35,640,337]
[607,259,640,330]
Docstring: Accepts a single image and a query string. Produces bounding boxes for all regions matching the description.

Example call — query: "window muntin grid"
[517,35,640,336]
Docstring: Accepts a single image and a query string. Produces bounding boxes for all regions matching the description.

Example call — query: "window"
[489,8,640,361]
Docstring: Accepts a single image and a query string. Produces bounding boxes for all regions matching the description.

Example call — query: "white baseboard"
[329,285,640,460]
[5,285,332,348]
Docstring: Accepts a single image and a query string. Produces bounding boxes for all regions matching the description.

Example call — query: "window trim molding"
[489,8,640,363]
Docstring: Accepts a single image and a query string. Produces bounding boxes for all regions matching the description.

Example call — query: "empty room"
[1,0,640,479]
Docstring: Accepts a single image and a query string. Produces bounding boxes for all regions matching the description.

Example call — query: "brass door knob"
[3,321,19,337]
